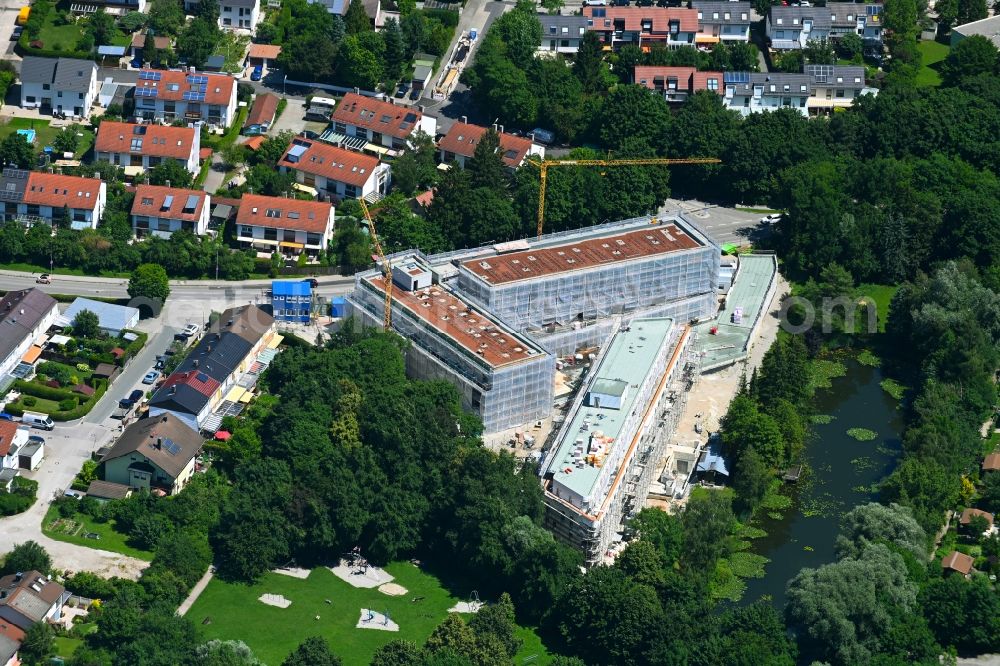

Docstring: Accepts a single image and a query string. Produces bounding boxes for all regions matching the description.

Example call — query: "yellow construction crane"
[524,157,722,237]
[359,199,393,331]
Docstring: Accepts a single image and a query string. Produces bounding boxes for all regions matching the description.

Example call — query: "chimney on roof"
[162,415,168,423]
[354,87,360,94]
[418,105,424,113]
[156,438,162,449]
[461,115,467,123]
[166,180,170,188]
[492,123,497,131]
[499,125,504,133]
[193,359,199,368]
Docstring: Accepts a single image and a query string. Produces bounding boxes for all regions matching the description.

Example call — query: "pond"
[742,358,903,609]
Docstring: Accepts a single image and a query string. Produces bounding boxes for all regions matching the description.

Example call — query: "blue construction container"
[330,296,347,318]
[271,280,312,323]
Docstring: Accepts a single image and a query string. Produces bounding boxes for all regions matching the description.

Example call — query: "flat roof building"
[539,318,694,565]
[60,297,140,335]
[349,254,554,434]
[445,215,719,355]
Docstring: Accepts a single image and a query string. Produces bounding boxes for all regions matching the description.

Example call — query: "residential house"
[0,170,106,230]
[722,71,812,116]
[95,122,201,174]
[278,139,390,201]
[0,288,57,381]
[0,422,27,472]
[99,414,203,494]
[130,184,210,238]
[766,6,831,50]
[537,14,589,54]
[804,64,866,113]
[271,280,312,323]
[236,194,335,257]
[19,56,99,118]
[132,69,239,129]
[308,0,381,23]
[148,305,276,432]
[983,452,1000,473]
[329,92,438,155]
[827,2,883,49]
[60,298,140,335]
[691,1,751,45]
[0,571,70,632]
[583,7,699,49]
[634,66,723,103]
[86,479,133,501]
[941,551,974,576]
[959,508,995,536]
[129,32,172,63]
[243,93,279,135]
[183,0,259,30]
[438,121,545,169]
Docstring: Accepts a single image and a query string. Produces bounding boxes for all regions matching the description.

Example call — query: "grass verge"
[916,40,949,87]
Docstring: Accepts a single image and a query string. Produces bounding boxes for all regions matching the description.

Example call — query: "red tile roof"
[23,172,102,210]
[278,139,380,188]
[135,69,235,106]
[245,93,279,128]
[633,66,724,95]
[584,6,699,34]
[331,92,423,141]
[941,551,974,574]
[0,421,18,457]
[960,508,995,527]
[243,136,265,151]
[983,452,1000,471]
[160,368,220,397]
[248,43,281,60]
[96,122,197,160]
[0,619,25,643]
[236,194,333,233]
[131,32,172,50]
[438,122,534,168]
[132,184,207,221]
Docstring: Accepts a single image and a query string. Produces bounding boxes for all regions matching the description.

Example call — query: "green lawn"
[0,117,95,157]
[54,635,83,660]
[41,505,154,561]
[856,283,898,332]
[916,40,950,87]
[189,564,554,666]
[36,21,85,52]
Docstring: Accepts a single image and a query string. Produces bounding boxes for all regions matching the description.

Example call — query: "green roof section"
[694,254,778,371]
[549,317,675,504]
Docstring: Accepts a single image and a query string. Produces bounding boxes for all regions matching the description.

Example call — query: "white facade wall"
[284,163,391,200]
[20,69,98,117]
[0,310,56,379]
[220,0,260,30]
[133,86,239,128]
[132,204,210,238]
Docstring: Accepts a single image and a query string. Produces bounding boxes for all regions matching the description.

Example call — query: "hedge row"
[9,378,108,421]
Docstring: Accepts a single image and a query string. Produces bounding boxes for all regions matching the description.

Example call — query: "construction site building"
[435,215,719,356]
[539,318,695,565]
[349,254,555,434]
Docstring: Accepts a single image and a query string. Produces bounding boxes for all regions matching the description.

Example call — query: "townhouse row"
[634,63,871,115]
[537,2,883,54]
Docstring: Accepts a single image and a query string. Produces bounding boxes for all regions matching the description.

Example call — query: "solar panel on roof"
[135,87,158,98]
[187,74,209,84]
[182,91,206,102]
[163,439,181,455]
[139,70,162,81]
[724,71,750,84]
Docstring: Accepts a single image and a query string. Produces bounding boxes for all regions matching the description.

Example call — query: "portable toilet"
[330,296,347,318]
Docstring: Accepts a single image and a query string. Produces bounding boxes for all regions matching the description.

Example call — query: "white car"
[182,324,200,338]
[760,213,783,224]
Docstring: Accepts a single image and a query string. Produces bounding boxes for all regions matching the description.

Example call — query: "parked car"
[154,355,168,370]
[10,26,22,41]
[28,435,45,445]
[21,411,54,431]
[118,389,145,409]
[395,84,409,99]
[530,128,556,145]
[182,323,200,338]
[35,273,51,284]
[142,370,160,385]
[0,412,13,421]
[250,65,263,81]
[303,278,319,288]
[759,213,783,224]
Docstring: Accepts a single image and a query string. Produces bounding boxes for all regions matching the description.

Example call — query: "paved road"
[0,270,355,324]
[86,324,179,423]
[662,198,770,246]
[0,0,21,62]
[421,0,513,136]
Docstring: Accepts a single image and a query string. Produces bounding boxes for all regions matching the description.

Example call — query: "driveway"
[0,0,22,62]
[269,98,307,137]
[0,416,146,577]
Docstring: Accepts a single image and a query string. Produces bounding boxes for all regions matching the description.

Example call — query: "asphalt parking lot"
[661,198,772,246]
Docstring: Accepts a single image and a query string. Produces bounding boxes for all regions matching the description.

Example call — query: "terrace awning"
[224,386,247,403]
[695,35,720,44]
[266,334,284,350]
[279,241,304,249]
[21,345,42,364]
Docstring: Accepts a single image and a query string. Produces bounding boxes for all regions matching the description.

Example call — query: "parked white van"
[21,411,54,431]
